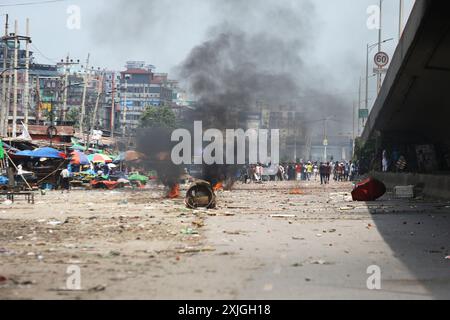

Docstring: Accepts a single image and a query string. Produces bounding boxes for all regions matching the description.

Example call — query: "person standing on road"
[277,164,285,181]
[349,161,355,181]
[295,163,301,181]
[382,150,389,172]
[313,162,319,181]
[319,162,325,185]
[60,167,71,193]
[344,162,350,181]
[302,162,307,181]
[255,163,263,183]
[306,162,313,181]
[326,162,332,184]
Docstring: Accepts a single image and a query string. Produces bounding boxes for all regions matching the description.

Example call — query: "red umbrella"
[88,153,113,163]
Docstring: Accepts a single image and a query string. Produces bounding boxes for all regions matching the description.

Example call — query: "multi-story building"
[0,41,59,126]
[118,61,175,133]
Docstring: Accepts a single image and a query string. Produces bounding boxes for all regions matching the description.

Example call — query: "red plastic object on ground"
[352,177,386,201]
[90,180,119,190]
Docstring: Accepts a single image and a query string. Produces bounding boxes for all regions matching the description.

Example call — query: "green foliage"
[41,109,51,121]
[139,105,177,129]
[66,107,80,127]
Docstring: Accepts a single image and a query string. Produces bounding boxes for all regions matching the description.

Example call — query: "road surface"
[0,180,449,299]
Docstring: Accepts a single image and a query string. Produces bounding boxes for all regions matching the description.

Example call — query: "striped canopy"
[87,153,113,163]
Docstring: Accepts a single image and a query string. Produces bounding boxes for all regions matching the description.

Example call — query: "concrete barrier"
[371,172,450,200]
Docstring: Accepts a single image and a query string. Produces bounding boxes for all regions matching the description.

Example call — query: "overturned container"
[185,180,216,209]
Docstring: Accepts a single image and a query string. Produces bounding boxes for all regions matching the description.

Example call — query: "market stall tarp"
[128,173,149,183]
[88,153,112,163]
[0,176,8,185]
[70,144,85,151]
[114,151,146,163]
[15,147,66,159]
[90,180,119,190]
[0,139,4,159]
[124,150,146,162]
[70,151,90,165]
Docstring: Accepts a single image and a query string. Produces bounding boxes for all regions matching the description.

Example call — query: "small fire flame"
[289,188,303,195]
[167,184,180,199]
[213,182,224,192]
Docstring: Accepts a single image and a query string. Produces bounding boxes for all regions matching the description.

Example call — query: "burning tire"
[185,180,216,209]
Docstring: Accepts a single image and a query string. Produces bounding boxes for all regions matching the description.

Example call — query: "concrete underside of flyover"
[371,172,450,200]
[361,0,450,173]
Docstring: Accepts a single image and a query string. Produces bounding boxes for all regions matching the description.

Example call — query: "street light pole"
[323,118,328,162]
[365,38,394,131]
[358,77,362,135]
[399,0,404,39]
[377,0,383,94]
[365,43,370,129]
[352,100,356,155]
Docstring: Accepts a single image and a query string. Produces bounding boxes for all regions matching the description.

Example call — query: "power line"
[30,43,59,64]
[0,0,67,7]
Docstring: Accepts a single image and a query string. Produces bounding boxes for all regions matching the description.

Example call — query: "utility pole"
[91,73,103,134]
[8,20,31,137]
[365,43,370,130]
[12,20,18,138]
[7,61,12,136]
[352,101,356,157]
[358,77,362,136]
[79,53,90,135]
[23,18,30,125]
[0,14,9,137]
[86,73,103,151]
[58,54,79,122]
[35,76,41,123]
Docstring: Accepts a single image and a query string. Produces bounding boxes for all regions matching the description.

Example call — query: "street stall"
[13,147,68,190]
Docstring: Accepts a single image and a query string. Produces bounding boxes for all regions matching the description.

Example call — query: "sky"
[0,0,416,135]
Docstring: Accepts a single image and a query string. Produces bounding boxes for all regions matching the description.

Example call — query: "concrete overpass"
[361,0,450,173]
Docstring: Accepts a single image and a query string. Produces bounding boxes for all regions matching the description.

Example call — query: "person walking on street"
[306,162,313,181]
[60,167,71,193]
[382,150,389,172]
[344,162,350,181]
[349,161,355,181]
[319,162,325,185]
[295,163,302,181]
[326,162,331,184]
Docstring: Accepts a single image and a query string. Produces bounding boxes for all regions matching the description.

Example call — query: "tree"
[140,105,177,129]
[66,107,80,128]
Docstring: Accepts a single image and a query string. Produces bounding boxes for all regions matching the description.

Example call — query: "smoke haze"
[93,0,353,146]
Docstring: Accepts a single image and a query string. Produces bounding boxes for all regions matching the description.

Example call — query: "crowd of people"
[241,161,360,185]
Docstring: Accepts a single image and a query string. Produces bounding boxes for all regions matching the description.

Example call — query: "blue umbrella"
[16,147,65,159]
[32,147,66,159]
[14,150,34,157]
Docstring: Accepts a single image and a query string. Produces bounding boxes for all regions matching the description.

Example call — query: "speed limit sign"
[374,52,389,68]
